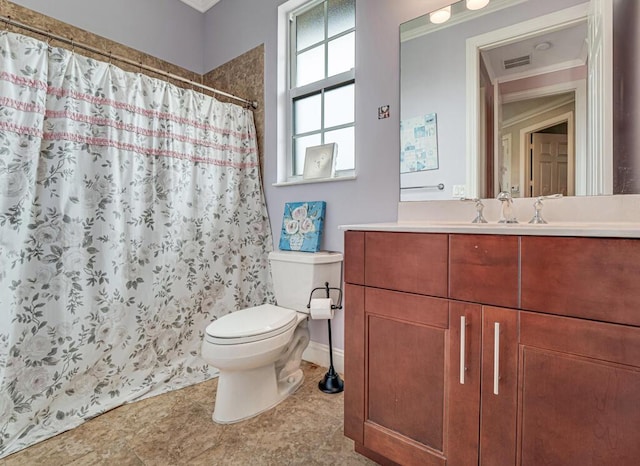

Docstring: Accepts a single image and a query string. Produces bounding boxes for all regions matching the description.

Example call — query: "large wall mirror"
[400,0,639,201]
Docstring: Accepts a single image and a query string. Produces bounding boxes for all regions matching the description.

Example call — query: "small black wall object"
[307,282,344,394]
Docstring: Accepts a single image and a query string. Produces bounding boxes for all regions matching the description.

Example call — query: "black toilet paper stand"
[307,282,344,394]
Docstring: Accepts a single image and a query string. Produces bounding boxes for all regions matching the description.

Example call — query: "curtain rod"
[0,14,258,109]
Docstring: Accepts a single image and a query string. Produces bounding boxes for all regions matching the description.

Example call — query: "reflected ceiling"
[481,21,588,81]
[179,0,220,13]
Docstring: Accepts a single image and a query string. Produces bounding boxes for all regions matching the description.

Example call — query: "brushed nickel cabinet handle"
[493,322,500,395]
[460,315,466,384]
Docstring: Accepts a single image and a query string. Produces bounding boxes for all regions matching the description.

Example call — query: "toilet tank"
[269,251,343,314]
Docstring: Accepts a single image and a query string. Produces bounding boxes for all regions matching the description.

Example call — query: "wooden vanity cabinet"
[477,306,640,466]
[516,236,640,465]
[344,231,481,466]
[344,231,640,466]
[516,311,640,465]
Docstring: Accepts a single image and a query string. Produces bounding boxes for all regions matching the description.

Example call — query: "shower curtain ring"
[3,15,13,32]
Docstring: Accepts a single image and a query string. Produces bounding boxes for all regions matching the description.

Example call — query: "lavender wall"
[204,0,454,349]
[7,0,205,73]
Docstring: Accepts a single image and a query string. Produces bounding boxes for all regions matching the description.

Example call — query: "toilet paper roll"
[309,298,334,320]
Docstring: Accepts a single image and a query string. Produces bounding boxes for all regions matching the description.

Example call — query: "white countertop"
[339,221,640,238]
[339,195,640,238]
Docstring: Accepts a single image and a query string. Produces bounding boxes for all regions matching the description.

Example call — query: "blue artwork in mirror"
[401,112,439,173]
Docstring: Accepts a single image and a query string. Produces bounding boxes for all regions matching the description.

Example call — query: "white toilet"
[200,250,343,424]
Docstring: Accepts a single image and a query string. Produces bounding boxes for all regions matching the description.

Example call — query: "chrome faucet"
[461,198,488,224]
[528,194,563,224]
[497,191,518,224]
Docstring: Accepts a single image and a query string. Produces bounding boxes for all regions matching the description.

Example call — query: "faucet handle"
[528,194,563,224]
[538,193,563,200]
[460,197,488,224]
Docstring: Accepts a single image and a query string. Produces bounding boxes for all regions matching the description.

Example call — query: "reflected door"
[529,133,569,196]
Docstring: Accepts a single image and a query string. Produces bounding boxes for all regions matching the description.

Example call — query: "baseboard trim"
[302,341,344,375]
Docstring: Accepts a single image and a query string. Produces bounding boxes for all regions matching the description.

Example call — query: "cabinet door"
[516,312,640,466]
[448,301,482,466]
[357,288,481,466]
[363,288,448,466]
[480,306,519,466]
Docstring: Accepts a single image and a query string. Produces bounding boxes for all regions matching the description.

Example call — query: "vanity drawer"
[364,231,448,297]
[521,236,640,326]
[449,234,519,308]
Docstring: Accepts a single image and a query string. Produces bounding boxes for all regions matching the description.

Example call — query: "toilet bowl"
[200,250,343,424]
[202,304,310,423]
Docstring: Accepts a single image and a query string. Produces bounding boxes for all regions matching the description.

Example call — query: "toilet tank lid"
[269,250,343,264]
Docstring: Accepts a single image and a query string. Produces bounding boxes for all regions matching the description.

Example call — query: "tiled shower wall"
[203,45,265,168]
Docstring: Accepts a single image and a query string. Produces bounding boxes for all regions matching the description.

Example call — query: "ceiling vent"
[503,55,531,70]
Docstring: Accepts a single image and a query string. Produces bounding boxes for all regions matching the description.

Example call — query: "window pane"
[324,83,354,128]
[294,93,322,135]
[296,3,325,51]
[296,45,325,87]
[286,0,356,181]
[294,133,322,176]
[325,126,354,171]
[328,0,355,37]
[328,32,354,77]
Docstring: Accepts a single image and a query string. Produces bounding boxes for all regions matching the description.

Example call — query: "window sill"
[273,175,357,187]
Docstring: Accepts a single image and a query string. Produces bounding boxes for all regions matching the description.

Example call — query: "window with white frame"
[281,0,355,183]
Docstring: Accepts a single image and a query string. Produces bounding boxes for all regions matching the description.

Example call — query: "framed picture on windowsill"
[303,143,337,180]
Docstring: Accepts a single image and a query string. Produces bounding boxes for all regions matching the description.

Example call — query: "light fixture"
[534,41,552,51]
[430,6,451,24]
[466,0,490,10]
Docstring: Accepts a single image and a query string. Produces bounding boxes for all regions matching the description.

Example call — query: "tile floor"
[1,362,375,466]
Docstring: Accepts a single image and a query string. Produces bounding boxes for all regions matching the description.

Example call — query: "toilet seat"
[205,304,298,345]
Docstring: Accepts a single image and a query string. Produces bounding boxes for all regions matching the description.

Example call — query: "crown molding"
[180,0,220,13]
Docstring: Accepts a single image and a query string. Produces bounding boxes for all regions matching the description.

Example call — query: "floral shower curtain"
[0,31,273,458]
